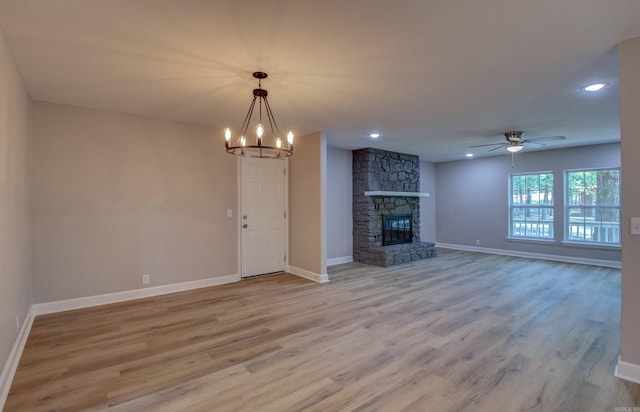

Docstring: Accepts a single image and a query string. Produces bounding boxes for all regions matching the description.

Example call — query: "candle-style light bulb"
[240,136,246,146]
[256,123,264,146]
[276,137,282,148]
[287,131,294,145]
[224,128,231,148]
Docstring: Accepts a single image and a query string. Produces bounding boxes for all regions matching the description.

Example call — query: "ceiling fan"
[470,131,566,153]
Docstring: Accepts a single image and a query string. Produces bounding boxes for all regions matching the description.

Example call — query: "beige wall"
[0,31,32,372]
[289,132,327,276]
[619,37,640,366]
[420,161,436,242]
[326,147,352,261]
[31,102,237,302]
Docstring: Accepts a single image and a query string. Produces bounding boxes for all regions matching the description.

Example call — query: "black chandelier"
[224,72,294,158]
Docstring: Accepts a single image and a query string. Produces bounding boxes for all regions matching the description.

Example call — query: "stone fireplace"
[353,148,437,267]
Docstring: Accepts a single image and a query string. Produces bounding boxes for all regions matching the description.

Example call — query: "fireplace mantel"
[364,191,430,197]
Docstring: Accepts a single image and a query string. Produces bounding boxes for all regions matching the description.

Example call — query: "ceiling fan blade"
[524,135,566,143]
[488,144,507,152]
[469,142,505,148]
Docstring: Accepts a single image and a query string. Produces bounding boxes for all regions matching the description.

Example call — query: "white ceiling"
[1,0,639,162]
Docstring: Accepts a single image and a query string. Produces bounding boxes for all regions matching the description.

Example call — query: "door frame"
[236,157,290,278]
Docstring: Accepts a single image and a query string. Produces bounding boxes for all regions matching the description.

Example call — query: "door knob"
[243,224,248,228]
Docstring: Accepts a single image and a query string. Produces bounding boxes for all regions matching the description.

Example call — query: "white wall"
[0,30,32,382]
[326,147,352,261]
[420,161,436,242]
[435,143,621,263]
[31,102,238,302]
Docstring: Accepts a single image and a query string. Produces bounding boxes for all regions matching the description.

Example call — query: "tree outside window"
[565,168,620,244]
[510,172,554,239]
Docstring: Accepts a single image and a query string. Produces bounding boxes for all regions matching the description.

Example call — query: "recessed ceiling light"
[369,133,380,138]
[583,83,608,92]
[465,153,474,158]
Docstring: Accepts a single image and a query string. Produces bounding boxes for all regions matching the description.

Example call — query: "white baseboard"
[33,274,241,316]
[0,306,35,409]
[615,356,640,384]
[327,256,353,266]
[288,265,329,283]
[436,243,621,268]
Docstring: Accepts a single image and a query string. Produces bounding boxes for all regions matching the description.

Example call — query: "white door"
[241,157,286,278]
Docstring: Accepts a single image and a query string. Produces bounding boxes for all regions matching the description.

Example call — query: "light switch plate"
[227,209,233,218]
[631,217,640,235]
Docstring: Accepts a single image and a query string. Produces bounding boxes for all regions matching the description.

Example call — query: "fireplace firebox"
[382,214,413,246]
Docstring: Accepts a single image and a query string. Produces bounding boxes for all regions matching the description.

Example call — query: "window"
[565,168,620,245]
[510,172,554,239]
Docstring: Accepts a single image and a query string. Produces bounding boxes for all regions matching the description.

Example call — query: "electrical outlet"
[632,218,640,235]
[16,315,20,333]
[142,274,150,284]
[476,239,481,245]
[226,209,233,218]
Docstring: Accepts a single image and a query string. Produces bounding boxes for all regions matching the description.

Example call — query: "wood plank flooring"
[6,249,640,411]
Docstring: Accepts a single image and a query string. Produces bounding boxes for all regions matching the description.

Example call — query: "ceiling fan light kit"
[224,72,294,159]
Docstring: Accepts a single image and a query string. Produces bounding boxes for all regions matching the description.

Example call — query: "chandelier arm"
[240,96,258,139]
[263,98,282,138]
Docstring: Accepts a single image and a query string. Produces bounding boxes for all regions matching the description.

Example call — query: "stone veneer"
[353,148,437,267]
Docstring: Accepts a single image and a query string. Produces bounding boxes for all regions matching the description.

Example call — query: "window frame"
[508,171,555,241]
[564,167,621,246]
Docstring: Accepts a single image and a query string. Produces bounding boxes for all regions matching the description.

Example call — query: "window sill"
[506,237,558,245]
[561,241,621,250]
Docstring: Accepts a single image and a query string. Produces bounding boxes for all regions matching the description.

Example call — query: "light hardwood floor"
[6,249,640,411]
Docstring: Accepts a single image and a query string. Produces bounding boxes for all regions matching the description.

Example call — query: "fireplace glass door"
[382,214,413,246]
